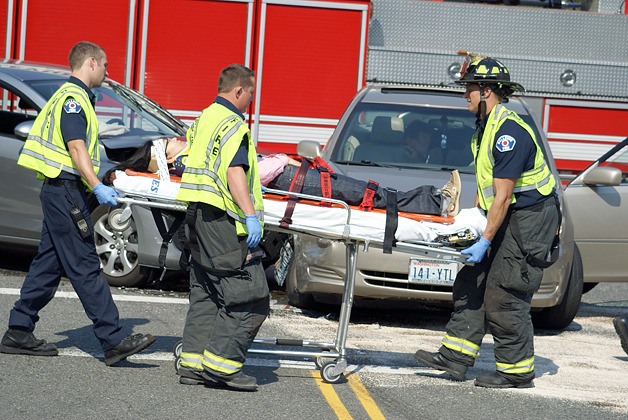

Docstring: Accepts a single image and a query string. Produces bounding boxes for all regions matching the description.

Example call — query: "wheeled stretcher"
[111,172,474,383]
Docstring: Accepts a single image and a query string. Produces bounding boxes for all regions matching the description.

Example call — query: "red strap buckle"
[311,156,335,175]
[359,180,379,212]
[319,172,332,207]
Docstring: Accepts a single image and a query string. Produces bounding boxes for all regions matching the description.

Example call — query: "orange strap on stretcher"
[281,159,311,229]
[359,180,379,212]
[288,155,335,206]
[311,156,335,204]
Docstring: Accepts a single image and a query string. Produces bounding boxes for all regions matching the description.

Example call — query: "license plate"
[408,258,458,286]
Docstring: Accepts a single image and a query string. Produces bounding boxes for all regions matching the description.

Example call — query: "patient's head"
[404,120,432,162]
[148,137,188,172]
[102,141,153,185]
[102,137,190,185]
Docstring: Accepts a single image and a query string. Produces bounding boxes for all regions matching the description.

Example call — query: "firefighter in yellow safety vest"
[175,64,269,392]
[414,53,560,389]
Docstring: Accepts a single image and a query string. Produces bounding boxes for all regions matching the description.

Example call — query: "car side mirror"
[14,120,34,140]
[582,166,622,186]
[297,140,322,160]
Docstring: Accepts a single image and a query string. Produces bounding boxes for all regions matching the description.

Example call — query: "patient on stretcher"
[103,138,461,217]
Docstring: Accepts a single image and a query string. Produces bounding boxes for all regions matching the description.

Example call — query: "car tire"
[91,205,149,287]
[285,257,315,308]
[532,244,583,330]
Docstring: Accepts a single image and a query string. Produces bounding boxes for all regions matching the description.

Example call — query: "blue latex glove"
[245,215,262,249]
[93,183,119,207]
[261,185,267,194]
[461,237,490,263]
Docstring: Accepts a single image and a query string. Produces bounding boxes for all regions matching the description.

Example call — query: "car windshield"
[26,79,185,141]
[329,101,541,174]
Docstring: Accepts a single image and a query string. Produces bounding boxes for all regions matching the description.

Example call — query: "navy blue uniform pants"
[7,182,127,351]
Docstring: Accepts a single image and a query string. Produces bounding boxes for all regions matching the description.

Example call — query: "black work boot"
[201,369,258,391]
[179,367,220,386]
[414,349,467,381]
[179,367,205,385]
[613,317,628,356]
[474,371,535,389]
[0,328,58,356]
[104,333,156,366]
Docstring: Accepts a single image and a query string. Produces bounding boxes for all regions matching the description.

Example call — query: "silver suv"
[284,85,583,330]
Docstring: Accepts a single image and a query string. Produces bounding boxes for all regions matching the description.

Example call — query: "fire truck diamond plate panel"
[367,0,628,100]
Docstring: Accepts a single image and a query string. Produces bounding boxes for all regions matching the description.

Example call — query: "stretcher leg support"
[247,239,358,384]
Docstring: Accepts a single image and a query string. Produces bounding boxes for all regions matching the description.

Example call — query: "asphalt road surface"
[0,249,626,419]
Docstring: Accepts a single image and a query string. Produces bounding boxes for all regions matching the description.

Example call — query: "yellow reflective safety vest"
[17,82,100,181]
[471,104,555,211]
[176,102,264,236]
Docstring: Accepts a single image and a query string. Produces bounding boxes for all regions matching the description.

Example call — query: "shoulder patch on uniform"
[496,135,516,152]
[63,98,82,114]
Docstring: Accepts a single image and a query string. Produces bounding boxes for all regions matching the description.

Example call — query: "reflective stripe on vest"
[480,164,553,199]
[202,349,243,375]
[496,356,535,374]
[472,104,555,210]
[179,351,204,371]
[176,102,264,236]
[179,115,244,214]
[17,83,100,180]
[441,334,480,358]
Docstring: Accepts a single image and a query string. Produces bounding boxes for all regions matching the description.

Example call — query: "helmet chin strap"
[477,83,487,120]
[475,84,488,147]
[475,84,486,140]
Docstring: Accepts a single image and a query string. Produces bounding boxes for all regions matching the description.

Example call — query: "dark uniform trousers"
[440,197,559,379]
[8,182,127,351]
[182,203,269,371]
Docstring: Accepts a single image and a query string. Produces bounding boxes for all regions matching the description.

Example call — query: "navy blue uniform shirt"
[58,76,96,181]
[491,119,554,209]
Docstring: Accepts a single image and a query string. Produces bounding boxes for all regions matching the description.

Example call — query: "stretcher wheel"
[174,355,182,373]
[321,362,343,384]
[173,340,183,373]
[314,355,335,369]
[173,340,183,357]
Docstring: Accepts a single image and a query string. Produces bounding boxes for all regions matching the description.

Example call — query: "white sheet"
[113,170,181,199]
[112,170,486,244]
[263,199,485,243]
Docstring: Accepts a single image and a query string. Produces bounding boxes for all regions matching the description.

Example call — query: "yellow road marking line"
[310,371,353,420]
[347,373,386,420]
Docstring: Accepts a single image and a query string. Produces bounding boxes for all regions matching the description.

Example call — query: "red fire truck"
[1,0,371,154]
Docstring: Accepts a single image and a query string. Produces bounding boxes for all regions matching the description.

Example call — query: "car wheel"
[91,205,149,287]
[532,244,583,330]
[285,257,315,308]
